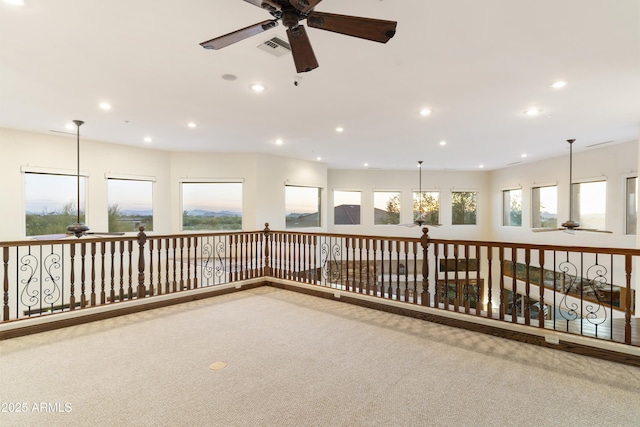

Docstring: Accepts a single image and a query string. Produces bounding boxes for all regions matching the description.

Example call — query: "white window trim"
[105,172,156,182]
[21,165,89,177]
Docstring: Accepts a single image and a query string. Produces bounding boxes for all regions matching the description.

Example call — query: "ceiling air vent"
[257,37,291,57]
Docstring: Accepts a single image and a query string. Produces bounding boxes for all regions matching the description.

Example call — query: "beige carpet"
[1,286,640,427]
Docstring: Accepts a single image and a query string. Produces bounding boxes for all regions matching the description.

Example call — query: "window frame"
[333,189,361,225]
[285,185,321,229]
[451,190,478,225]
[502,188,522,227]
[373,190,401,225]
[180,179,244,231]
[413,190,440,225]
[570,179,607,231]
[625,176,637,235]
[23,167,88,237]
[106,175,155,233]
[531,184,558,229]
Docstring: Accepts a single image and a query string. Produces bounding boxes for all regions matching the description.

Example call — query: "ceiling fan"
[401,160,441,228]
[200,0,397,73]
[33,121,124,240]
[532,139,611,234]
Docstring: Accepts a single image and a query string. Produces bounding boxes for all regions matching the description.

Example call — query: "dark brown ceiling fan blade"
[286,25,318,73]
[289,0,324,14]
[200,20,278,50]
[307,11,397,43]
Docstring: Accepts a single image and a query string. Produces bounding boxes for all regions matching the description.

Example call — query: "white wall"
[0,128,172,240]
[1,127,638,248]
[327,169,491,240]
[488,140,638,248]
[0,128,327,239]
[169,152,327,232]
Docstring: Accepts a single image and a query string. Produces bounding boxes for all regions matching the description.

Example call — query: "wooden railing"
[1,227,264,320]
[1,224,638,349]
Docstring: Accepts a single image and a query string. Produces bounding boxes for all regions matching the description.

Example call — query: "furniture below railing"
[1,224,638,351]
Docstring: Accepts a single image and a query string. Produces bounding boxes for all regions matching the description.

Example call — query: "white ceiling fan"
[532,139,611,234]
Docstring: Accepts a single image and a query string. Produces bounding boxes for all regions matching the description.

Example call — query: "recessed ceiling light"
[275,138,284,145]
[479,164,484,169]
[3,0,25,6]
[551,81,567,89]
[98,102,111,110]
[364,163,369,167]
[316,156,322,161]
[524,107,542,116]
[65,123,75,130]
[439,140,446,146]
[521,153,528,158]
[336,127,344,133]
[187,122,197,128]
[250,83,266,92]
[420,108,432,116]
[144,137,152,143]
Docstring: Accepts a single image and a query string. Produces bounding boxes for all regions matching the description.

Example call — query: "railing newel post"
[137,225,147,298]
[420,227,430,307]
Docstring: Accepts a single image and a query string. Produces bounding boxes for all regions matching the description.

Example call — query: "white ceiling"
[1,0,639,170]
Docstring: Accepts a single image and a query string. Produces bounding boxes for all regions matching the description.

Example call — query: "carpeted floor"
[1,286,640,427]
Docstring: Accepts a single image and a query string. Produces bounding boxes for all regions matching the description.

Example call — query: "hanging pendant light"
[66,120,90,238]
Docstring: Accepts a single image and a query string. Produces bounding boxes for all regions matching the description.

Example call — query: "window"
[626,177,637,235]
[502,189,522,226]
[285,185,320,228]
[571,180,606,230]
[25,172,86,237]
[181,182,243,230]
[451,191,477,225]
[107,178,153,232]
[531,185,557,229]
[374,191,400,225]
[334,190,361,225]
[413,191,440,225]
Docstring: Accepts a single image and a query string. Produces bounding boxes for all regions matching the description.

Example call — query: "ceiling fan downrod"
[66,120,90,238]
[560,139,579,230]
[415,160,425,226]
